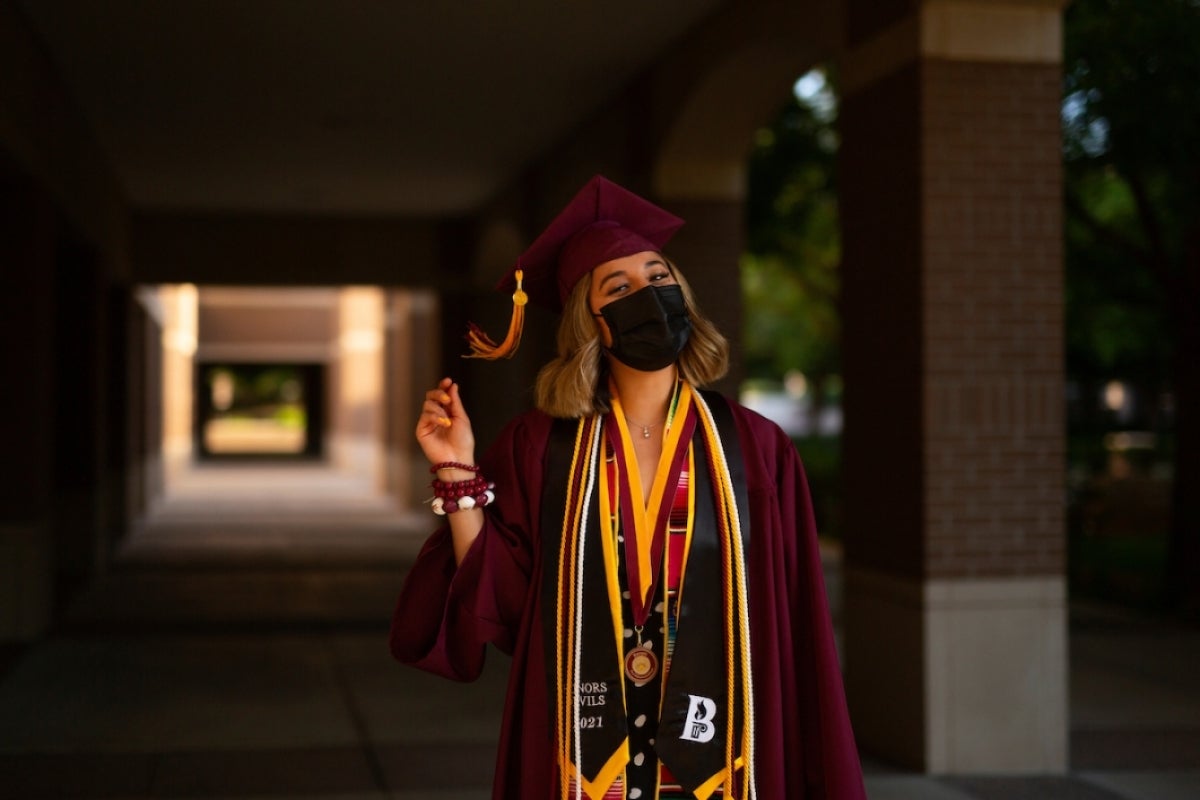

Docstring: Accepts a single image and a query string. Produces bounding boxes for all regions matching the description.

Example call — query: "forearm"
[438,465,484,565]
[449,508,484,565]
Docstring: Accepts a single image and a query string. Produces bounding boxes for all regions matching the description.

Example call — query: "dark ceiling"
[18,0,723,216]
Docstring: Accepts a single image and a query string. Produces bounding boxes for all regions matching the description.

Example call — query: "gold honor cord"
[558,417,604,798]
[556,418,588,798]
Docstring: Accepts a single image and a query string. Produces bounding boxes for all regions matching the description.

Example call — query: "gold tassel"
[464,269,528,359]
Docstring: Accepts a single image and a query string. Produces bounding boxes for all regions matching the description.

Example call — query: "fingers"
[444,380,467,418]
[420,399,452,428]
[420,378,462,430]
[415,379,476,468]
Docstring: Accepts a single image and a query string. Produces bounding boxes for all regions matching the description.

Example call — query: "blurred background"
[1,1,1197,798]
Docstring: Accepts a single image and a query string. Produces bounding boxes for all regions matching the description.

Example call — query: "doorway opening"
[196,362,324,458]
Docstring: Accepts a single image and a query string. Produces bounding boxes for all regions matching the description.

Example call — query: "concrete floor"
[1,461,1197,799]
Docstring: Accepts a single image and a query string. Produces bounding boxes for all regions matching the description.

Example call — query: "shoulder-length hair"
[534,259,729,418]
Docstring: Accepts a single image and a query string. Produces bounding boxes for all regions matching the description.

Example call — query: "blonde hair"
[534,259,729,418]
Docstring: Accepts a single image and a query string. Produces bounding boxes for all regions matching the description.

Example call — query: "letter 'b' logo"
[679,694,717,743]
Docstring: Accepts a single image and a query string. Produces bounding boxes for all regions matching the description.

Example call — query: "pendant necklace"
[623,408,669,439]
[625,418,664,439]
[623,378,682,439]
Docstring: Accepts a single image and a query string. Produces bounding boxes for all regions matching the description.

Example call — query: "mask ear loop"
[661,257,694,321]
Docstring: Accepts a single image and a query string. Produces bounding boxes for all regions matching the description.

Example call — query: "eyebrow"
[597,259,667,290]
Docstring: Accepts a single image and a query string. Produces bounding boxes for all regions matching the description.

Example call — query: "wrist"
[437,467,476,482]
[430,470,496,516]
[431,460,478,482]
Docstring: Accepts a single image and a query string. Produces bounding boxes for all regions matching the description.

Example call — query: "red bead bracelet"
[430,462,480,474]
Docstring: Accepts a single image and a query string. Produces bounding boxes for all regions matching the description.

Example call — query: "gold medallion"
[624,645,659,683]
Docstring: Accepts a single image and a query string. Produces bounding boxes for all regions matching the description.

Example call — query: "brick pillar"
[839,0,1067,772]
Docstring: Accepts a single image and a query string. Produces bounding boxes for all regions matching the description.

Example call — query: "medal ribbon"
[607,382,696,629]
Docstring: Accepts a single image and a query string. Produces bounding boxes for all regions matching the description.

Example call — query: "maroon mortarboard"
[466,175,685,359]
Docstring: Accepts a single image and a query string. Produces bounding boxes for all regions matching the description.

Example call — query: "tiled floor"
[1,461,1198,799]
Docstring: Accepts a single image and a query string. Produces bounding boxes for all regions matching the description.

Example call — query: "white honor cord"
[572,419,603,800]
[695,394,757,800]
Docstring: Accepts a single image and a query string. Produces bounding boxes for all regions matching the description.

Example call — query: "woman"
[390,176,866,800]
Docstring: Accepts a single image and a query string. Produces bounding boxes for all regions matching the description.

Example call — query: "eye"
[649,272,671,283]
[606,281,630,296]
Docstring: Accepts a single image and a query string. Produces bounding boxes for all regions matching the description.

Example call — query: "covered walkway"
[3,0,1085,776]
[0,463,1196,799]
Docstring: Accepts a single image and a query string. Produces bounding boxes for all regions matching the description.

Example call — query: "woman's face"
[588,251,675,347]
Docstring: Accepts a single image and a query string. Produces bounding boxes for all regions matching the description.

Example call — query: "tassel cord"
[465,269,528,359]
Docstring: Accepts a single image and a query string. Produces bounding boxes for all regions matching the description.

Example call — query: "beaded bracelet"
[432,477,491,499]
[431,487,495,515]
[430,461,480,474]
[430,473,496,516]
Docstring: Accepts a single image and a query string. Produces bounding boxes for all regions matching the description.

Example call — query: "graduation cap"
[466,175,685,359]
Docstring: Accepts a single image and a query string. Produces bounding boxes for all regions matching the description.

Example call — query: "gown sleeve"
[388,411,550,682]
[739,408,867,798]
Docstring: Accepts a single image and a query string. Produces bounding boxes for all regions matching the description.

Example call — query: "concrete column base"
[845,568,1067,773]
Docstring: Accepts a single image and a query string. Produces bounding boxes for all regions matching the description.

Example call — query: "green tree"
[1064,0,1200,611]
[743,72,840,394]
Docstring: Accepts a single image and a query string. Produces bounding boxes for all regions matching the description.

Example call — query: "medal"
[625,628,658,684]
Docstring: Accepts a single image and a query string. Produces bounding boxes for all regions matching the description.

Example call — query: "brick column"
[839,0,1067,772]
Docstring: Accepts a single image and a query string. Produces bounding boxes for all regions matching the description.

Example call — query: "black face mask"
[597,284,692,372]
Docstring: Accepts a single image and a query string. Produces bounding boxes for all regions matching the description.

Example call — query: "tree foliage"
[1063,0,1200,611]
[742,73,840,387]
[1063,0,1200,381]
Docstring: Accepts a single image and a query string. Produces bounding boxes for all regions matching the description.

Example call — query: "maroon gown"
[390,400,867,799]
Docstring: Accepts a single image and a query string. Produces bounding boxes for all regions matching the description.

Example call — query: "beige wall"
[159,285,197,480]
[332,287,385,482]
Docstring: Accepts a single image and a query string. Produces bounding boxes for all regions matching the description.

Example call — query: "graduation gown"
[390,400,866,799]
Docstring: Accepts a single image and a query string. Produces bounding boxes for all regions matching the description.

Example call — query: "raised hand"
[416,377,476,469]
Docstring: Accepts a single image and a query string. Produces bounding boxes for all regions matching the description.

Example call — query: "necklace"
[624,417,664,439]
[621,380,683,439]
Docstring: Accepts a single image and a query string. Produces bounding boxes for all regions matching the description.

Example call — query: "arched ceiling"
[16,0,724,216]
